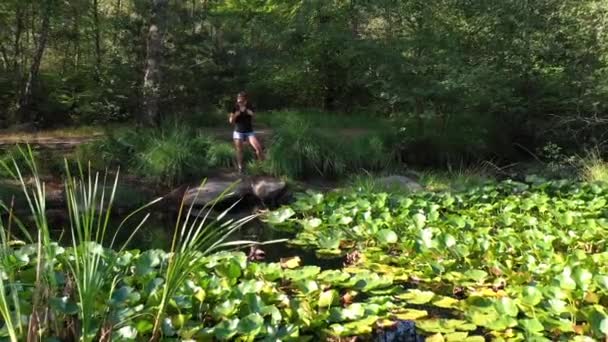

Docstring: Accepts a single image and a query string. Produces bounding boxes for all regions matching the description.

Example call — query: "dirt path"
[0,125,373,151]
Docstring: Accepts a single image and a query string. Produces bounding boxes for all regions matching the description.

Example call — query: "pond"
[7,198,343,270]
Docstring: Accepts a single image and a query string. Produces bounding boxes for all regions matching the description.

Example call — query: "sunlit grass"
[578,149,608,183]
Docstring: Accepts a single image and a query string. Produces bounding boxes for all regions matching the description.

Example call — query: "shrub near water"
[267,115,397,178]
[78,126,222,185]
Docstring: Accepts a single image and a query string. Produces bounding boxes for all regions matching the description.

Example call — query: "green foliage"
[266,115,397,179]
[578,150,608,183]
[78,125,237,185]
[264,179,608,340]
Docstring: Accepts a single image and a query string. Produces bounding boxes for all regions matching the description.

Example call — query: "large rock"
[182,179,251,207]
[377,175,423,192]
[181,175,287,208]
[251,176,286,202]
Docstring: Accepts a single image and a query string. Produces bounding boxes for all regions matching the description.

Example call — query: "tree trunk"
[93,0,102,80]
[13,5,23,72]
[13,0,51,125]
[0,43,8,71]
[141,0,167,127]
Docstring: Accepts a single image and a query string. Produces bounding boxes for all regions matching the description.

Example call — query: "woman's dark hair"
[237,91,247,99]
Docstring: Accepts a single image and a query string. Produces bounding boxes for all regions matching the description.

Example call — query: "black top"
[232,104,254,133]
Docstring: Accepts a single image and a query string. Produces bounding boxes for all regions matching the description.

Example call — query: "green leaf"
[413,213,426,229]
[432,296,460,309]
[573,267,593,290]
[521,286,543,306]
[519,318,544,334]
[464,269,488,283]
[49,296,79,315]
[495,297,518,317]
[237,313,264,335]
[116,326,137,339]
[397,289,435,305]
[296,279,319,294]
[393,309,428,320]
[377,229,398,244]
[214,318,240,340]
[319,290,338,307]
[445,332,468,341]
[135,320,154,333]
[266,207,295,224]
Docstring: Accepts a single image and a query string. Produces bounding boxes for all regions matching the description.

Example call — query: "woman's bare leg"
[248,135,265,161]
[234,139,244,171]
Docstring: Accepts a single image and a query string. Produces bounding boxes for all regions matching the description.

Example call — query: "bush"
[266,115,397,179]
[578,149,608,183]
[78,125,218,185]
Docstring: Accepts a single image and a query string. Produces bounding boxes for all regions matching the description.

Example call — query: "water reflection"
[13,208,342,269]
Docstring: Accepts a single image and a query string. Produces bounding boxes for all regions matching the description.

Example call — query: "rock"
[377,175,423,192]
[182,179,251,207]
[180,175,288,208]
[251,176,286,202]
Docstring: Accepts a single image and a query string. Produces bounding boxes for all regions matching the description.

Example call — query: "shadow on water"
[11,206,342,269]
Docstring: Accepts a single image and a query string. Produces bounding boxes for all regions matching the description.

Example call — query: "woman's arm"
[228,108,241,124]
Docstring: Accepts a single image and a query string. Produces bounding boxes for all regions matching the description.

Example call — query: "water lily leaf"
[339,216,353,225]
[467,311,498,327]
[519,318,544,334]
[397,289,435,305]
[212,299,240,318]
[573,267,593,290]
[329,315,378,337]
[285,266,320,281]
[49,296,79,315]
[280,256,301,269]
[464,269,488,283]
[432,296,460,309]
[134,250,162,277]
[543,317,574,333]
[413,213,426,229]
[556,267,577,290]
[594,275,608,290]
[266,207,295,224]
[115,326,137,339]
[216,259,242,279]
[318,270,350,284]
[318,230,342,249]
[442,234,456,248]
[521,286,543,306]
[110,286,141,306]
[319,290,338,307]
[237,313,264,335]
[547,299,568,314]
[426,333,445,342]
[376,229,398,244]
[330,303,365,322]
[135,320,153,333]
[485,316,517,331]
[464,336,485,342]
[195,289,206,303]
[495,297,518,317]
[392,309,428,320]
[296,280,319,294]
[445,332,468,341]
[303,217,322,229]
[214,318,240,340]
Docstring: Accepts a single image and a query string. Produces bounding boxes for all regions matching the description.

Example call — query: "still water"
[13,207,342,269]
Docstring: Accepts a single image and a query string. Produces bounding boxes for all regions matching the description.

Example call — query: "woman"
[228,91,264,173]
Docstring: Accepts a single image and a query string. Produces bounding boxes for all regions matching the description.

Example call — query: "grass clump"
[578,149,608,183]
[78,125,234,186]
[418,165,492,192]
[265,115,397,179]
